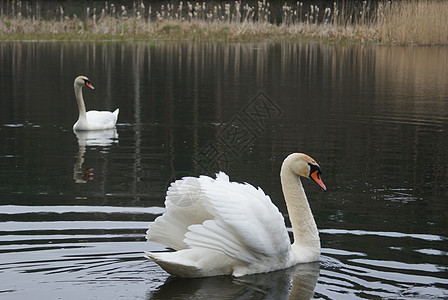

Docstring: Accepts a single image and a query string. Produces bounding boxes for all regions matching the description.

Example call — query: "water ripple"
[320,228,446,242]
[0,205,165,215]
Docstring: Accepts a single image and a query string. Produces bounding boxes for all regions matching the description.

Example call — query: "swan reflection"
[148,262,319,300]
[73,129,118,183]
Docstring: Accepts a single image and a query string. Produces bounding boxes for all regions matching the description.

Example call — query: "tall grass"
[1,0,447,45]
[376,1,448,45]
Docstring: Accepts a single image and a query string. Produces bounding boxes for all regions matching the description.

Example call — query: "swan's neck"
[280,165,320,260]
[74,84,87,119]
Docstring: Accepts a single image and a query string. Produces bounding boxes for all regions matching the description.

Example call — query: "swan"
[146,153,326,278]
[72,76,119,131]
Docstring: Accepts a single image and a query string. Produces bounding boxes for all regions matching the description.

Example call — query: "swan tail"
[145,251,201,278]
[113,108,119,118]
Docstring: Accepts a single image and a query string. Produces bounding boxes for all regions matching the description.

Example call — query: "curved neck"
[74,84,87,119]
[280,163,320,255]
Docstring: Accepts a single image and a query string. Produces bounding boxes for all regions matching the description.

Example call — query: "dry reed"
[0,0,447,45]
[376,0,448,45]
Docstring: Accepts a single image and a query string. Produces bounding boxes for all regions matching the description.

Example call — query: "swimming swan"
[73,76,119,131]
[146,153,326,278]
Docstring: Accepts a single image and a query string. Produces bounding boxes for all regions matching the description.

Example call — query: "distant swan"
[73,76,119,131]
[146,153,327,278]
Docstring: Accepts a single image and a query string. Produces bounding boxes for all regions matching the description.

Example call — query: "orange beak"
[310,170,327,191]
[85,82,95,90]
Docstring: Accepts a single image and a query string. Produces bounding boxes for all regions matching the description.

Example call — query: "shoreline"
[1,1,447,46]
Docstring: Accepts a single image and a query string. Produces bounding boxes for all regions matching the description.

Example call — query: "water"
[0,41,447,299]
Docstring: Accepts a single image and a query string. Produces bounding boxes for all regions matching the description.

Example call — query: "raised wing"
[186,173,291,265]
[146,176,213,250]
[147,172,291,266]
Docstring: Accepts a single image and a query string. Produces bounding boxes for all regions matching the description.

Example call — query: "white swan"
[73,76,119,131]
[146,153,326,278]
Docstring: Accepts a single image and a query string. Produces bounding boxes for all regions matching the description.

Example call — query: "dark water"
[0,41,447,299]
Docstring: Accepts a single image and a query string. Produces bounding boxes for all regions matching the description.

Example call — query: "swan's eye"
[308,163,321,177]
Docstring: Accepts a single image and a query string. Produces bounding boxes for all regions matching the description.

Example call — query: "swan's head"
[74,76,95,90]
[284,153,327,191]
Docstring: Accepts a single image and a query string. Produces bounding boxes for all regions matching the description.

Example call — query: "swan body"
[72,76,119,131]
[146,153,326,278]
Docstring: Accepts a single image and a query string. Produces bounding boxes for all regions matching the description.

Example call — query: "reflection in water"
[73,129,118,183]
[74,128,118,147]
[1,43,447,193]
[148,262,319,300]
[0,42,447,299]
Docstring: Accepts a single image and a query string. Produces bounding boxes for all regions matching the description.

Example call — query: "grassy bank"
[1,0,447,45]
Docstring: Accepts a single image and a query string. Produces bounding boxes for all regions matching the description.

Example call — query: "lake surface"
[0,41,447,299]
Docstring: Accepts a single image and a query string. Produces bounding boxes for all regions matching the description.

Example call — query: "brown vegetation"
[0,0,447,45]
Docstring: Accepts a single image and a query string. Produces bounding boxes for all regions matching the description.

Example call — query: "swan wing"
[146,176,214,250]
[147,172,291,267]
[185,172,291,265]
